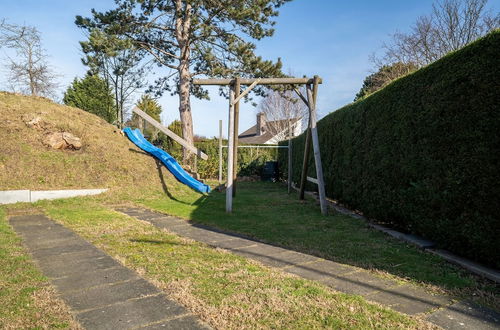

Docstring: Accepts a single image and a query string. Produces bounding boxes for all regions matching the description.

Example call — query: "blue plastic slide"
[123,127,211,194]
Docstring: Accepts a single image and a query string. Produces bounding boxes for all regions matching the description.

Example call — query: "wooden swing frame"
[193,76,328,215]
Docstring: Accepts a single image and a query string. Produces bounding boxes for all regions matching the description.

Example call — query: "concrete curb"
[0,189,108,204]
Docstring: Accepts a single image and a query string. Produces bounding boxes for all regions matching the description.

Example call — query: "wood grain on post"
[308,76,328,215]
[299,105,312,200]
[288,119,293,194]
[218,119,223,184]
[226,86,235,213]
[232,77,240,197]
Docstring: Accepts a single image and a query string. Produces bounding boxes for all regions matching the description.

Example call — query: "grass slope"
[0,92,181,191]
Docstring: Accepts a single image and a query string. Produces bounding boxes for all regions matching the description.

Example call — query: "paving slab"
[62,279,160,311]
[318,269,399,297]
[39,255,121,279]
[21,234,84,251]
[17,227,79,241]
[233,242,290,256]
[139,315,211,329]
[76,294,186,330]
[9,214,209,329]
[426,300,500,329]
[135,213,172,221]
[10,214,55,226]
[185,231,234,244]
[30,241,96,259]
[147,219,190,231]
[286,259,353,277]
[52,266,140,293]
[212,237,257,250]
[367,285,452,315]
[33,246,108,263]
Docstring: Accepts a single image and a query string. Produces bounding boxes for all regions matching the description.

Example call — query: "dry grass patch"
[0,92,182,191]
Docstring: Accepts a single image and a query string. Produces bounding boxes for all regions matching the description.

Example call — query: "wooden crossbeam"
[132,107,208,160]
[294,88,309,108]
[231,78,261,106]
[307,176,319,184]
[193,77,322,86]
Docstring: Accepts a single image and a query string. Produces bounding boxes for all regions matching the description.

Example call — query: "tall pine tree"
[76,0,290,157]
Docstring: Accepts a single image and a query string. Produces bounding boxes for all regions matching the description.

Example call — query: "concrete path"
[9,214,209,330]
[117,207,500,330]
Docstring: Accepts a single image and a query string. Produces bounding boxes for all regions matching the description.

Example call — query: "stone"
[62,132,82,149]
[43,131,82,150]
[22,114,46,130]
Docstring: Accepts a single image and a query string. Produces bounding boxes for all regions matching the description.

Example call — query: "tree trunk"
[178,65,194,160]
[175,0,194,162]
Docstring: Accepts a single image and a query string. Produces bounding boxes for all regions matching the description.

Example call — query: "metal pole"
[226,85,235,213]
[218,119,223,184]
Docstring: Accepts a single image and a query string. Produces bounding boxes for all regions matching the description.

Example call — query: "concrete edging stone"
[0,189,108,204]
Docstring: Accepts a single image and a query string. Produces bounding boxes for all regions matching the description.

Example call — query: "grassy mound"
[0,92,179,191]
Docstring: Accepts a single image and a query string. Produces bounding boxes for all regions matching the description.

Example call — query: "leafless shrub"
[0,22,59,98]
[375,0,499,67]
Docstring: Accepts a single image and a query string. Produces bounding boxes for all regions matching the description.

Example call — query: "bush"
[195,139,278,179]
[280,31,500,267]
[159,136,278,180]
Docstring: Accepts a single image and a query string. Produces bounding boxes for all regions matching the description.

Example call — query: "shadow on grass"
[151,182,496,295]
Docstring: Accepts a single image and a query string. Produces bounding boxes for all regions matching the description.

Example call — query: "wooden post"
[307,76,328,215]
[287,119,292,194]
[232,77,241,197]
[218,119,223,184]
[138,118,144,134]
[226,84,235,213]
[193,152,198,174]
[299,114,312,200]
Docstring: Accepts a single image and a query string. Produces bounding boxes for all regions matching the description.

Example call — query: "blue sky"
[1,0,498,137]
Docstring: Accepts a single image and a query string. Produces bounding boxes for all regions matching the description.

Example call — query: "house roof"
[238,118,300,144]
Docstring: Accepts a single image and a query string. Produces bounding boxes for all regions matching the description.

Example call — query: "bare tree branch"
[0,22,59,98]
[375,0,499,67]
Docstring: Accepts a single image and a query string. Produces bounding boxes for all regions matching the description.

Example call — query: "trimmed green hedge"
[280,31,500,268]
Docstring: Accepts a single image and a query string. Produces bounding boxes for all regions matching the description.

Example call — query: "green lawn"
[41,198,429,329]
[2,180,497,329]
[136,181,499,309]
